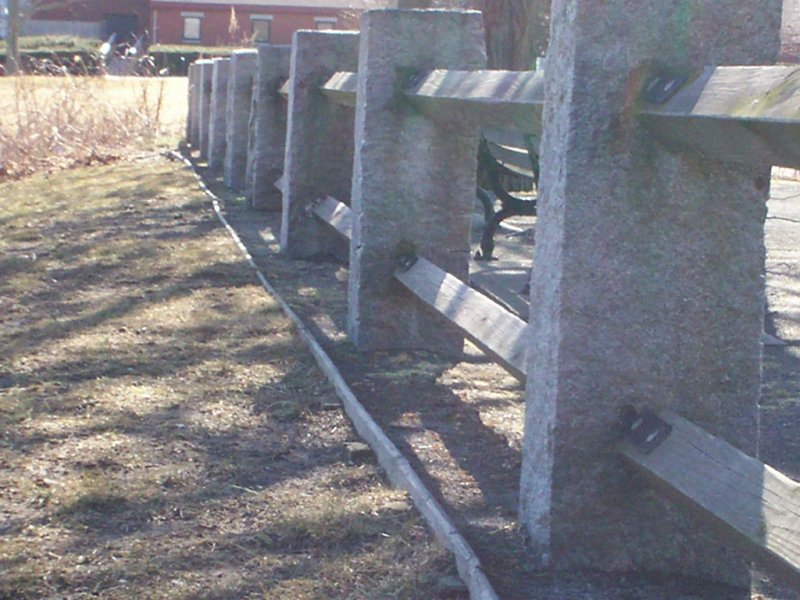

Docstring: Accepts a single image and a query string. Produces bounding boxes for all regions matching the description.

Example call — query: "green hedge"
[0,36,103,74]
[0,35,100,55]
[148,44,240,76]
[0,37,244,76]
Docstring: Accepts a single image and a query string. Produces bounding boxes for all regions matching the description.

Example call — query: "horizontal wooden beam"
[278,78,291,99]
[394,256,528,382]
[621,410,800,584]
[321,71,358,107]
[311,197,528,381]
[642,65,800,168]
[404,70,544,135]
[311,196,353,240]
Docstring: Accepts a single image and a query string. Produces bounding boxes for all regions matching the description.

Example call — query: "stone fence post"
[189,62,208,149]
[186,63,196,145]
[347,9,486,353]
[207,57,231,173]
[246,45,291,210]
[280,31,359,258]
[224,49,258,192]
[519,0,781,591]
[197,60,214,161]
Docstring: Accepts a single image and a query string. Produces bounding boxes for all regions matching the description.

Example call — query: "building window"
[181,12,203,42]
[314,17,336,30]
[251,15,272,43]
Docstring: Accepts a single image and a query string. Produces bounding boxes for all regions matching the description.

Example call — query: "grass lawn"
[0,76,187,180]
[0,75,187,133]
[0,158,457,598]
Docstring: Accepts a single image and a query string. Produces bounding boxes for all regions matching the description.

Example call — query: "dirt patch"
[0,158,460,599]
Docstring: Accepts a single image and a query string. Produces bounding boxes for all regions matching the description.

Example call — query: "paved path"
[766,178,800,343]
[471,177,800,348]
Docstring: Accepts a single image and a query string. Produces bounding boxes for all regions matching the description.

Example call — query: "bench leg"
[476,186,495,224]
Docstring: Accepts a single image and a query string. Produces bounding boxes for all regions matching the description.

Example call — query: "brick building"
[22,0,150,41]
[0,0,386,46]
[5,1,798,60]
[150,0,380,46]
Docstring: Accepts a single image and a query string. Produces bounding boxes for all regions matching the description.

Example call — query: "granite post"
[189,62,205,149]
[207,57,230,173]
[223,49,258,191]
[244,81,259,202]
[186,62,196,144]
[347,9,486,353]
[519,0,781,590]
[280,31,359,257]
[197,60,214,161]
[245,45,291,210]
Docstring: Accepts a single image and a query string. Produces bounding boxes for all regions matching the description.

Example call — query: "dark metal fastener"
[396,253,418,272]
[644,74,687,104]
[622,407,673,455]
[405,71,425,90]
[304,197,324,216]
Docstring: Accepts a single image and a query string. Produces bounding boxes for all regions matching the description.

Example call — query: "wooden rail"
[394,256,528,381]
[311,196,353,239]
[404,70,544,135]
[278,78,291,99]
[621,410,800,583]
[321,71,358,107]
[311,197,528,382]
[641,65,800,168]
[306,65,800,169]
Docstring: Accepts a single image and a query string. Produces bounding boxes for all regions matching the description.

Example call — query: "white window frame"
[250,14,273,43]
[181,11,203,43]
[314,17,337,30]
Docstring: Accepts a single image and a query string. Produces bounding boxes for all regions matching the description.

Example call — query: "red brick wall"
[35,0,150,31]
[151,3,347,46]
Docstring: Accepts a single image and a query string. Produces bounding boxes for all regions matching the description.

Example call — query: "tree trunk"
[482,0,550,69]
[7,0,21,75]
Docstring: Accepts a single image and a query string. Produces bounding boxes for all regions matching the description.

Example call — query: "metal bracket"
[403,70,426,91]
[623,408,672,455]
[643,74,687,104]
[305,197,323,216]
[396,253,418,273]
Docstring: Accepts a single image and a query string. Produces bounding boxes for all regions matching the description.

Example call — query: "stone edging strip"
[167,151,500,600]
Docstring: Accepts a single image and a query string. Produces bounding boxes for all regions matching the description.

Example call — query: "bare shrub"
[0,71,170,181]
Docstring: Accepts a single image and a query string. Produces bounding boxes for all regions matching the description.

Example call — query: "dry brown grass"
[0,75,187,181]
[0,158,458,599]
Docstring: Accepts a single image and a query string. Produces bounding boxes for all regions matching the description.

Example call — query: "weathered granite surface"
[246,45,291,210]
[207,58,230,173]
[189,62,208,149]
[347,9,486,353]
[223,49,258,192]
[520,0,782,590]
[280,31,359,258]
[186,63,196,145]
[197,60,214,161]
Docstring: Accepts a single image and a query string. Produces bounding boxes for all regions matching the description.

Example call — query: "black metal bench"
[474,129,539,261]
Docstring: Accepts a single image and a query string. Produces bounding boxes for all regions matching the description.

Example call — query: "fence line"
[187,4,800,595]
